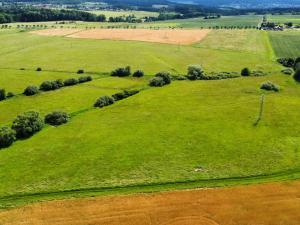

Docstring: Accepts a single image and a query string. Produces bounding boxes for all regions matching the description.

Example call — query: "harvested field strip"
[1,181,300,225]
[31,28,211,45]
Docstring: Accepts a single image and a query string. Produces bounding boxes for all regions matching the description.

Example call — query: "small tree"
[45,111,69,126]
[187,65,206,80]
[36,67,42,71]
[94,96,115,108]
[0,126,16,148]
[241,68,251,76]
[0,89,6,101]
[23,86,39,96]
[293,69,300,83]
[12,111,44,139]
[133,70,144,77]
[77,69,84,74]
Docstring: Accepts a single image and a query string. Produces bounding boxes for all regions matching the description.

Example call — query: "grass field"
[268,31,300,58]
[1,25,299,209]
[0,29,279,75]
[87,10,159,18]
[267,14,300,25]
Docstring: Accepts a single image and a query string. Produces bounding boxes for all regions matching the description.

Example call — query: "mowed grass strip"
[0,74,300,199]
[268,31,300,58]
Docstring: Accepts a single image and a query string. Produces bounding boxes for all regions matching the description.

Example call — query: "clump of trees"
[149,71,172,87]
[23,86,39,96]
[0,89,6,101]
[132,70,144,78]
[12,111,44,139]
[241,67,251,76]
[187,65,206,80]
[294,69,300,83]
[260,81,280,92]
[45,111,69,126]
[111,66,131,77]
[94,96,115,108]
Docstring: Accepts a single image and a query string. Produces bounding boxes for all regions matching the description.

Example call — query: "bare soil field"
[31,28,82,36]
[31,28,211,45]
[1,181,300,225]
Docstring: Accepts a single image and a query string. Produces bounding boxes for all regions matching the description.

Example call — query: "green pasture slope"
[1,27,300,208]
[268,31,300,58]
[267,14,300,25]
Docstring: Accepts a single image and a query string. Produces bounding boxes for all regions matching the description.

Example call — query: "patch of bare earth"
[1,181,300,225]
[31,28,211,45]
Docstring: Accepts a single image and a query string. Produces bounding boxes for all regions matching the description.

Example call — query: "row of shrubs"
[0,111,69,149]
[111,66,144,78]
[94,89,140,108]
[23,76,92,96]
[147,66,266,87]
[277,57,300,69]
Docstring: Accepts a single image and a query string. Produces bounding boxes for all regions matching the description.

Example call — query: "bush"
[64,78,78,86]
[149,77,165,87]
[260,81,280,92]
[36,67,42,71]
[172,75,187,80]
[45,111,69,126]
[187,65,206,80]
[251,70,267,76]
[281,68,293,75]
[206,72,240,80]
[6,92,15,98]
[0,89,6,101]
[78,76,92,83]
[12,111,44,139]
[40,81,54,91]
[0,126,16,148]
[52,79,64,89]
[294,69,300,83]
[94,96,115,108]
[277,58,295,67]
[77,69,84,74]
[132,70,144,77]
[23,86,39,96]
[155,71,171,84]
[112,90,139,101]
[241,68,251,76]
[111,66,131,77]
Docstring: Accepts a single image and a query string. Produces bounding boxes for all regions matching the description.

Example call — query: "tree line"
[0,6,106,23]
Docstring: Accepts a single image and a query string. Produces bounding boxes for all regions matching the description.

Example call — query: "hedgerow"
[45,111,69,126]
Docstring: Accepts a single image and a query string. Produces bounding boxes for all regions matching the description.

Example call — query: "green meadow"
[268,31,300,58]
[1,25,300,208]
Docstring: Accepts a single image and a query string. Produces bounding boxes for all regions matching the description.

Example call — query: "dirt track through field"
[1,181,300,225]
[31,28,211,45]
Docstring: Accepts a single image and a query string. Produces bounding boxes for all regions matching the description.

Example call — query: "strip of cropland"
[0,181,300,225]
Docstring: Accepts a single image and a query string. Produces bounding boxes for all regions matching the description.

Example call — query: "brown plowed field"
[1,181,300,225]
[31,28,211,45]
